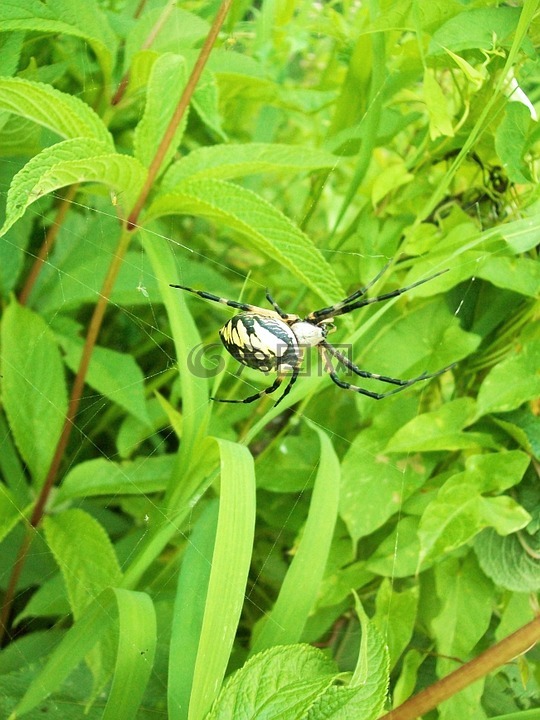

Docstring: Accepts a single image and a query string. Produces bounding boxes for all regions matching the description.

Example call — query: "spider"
[170,264,454,407]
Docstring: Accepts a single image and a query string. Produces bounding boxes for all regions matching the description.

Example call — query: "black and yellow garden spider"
[170,264,454,407]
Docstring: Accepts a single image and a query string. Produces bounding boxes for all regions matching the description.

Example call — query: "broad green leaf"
[9,588,156,720]
[1,139,147,236]
[60,338,150,425]
[476,340,540,416]
[475,528,540,592]
[55,455,175,502]
[498,215,540,253]
[433,555,492,720]
[428,7,528,54]
[432,554,493,658]
[1,302,67,486]
[340,425,437,544]
[144,179,344,304]
[162,142,340,188]
[418,452,531,565]
[133,53,187,171]
[424,69,454,139]
[0,483,28,546]
[0,0,117,82]
[495,102,534,183]
[386,397,496,453]
[205,644,337,720]
[475,256,540,297]
[191,67,227,142]
[44,509,122,618]
[188,439,256,720]
[0,77,112,145]
[251,423,340,654]
[374,581,418,671]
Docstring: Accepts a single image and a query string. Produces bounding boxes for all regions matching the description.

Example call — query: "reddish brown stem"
[127,0,232,228]
[380,615,540,720]
[111,0,176,106]
[19,185,78,305]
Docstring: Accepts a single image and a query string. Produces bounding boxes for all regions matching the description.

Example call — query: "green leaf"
[495,102,534,183]
[187,439,256,720]
[162,142,340,187]
[306,599,389,720]
[43,509,122,618]
[1,302,68,486]
[251,422,340,654]
[428,7,528,54]
[476,340,540,417]
[475,528,540,592]
[145,179,344,303]
[0,76,112,144]
[374,581,418,671]
[9,588,156,720]
[1,138,147,236]
[60,338,150,425]
[0,483,28,546]
[0,0,117,82]
[423,69,454,139]
[55,455,175,502]
[418,452,531,565]
[168,500,218,720]
[205,644,337,720]
[133,53,187,171]
[340,426,436,544]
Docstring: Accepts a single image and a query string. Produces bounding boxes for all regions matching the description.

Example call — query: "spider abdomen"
[219,313,301,373]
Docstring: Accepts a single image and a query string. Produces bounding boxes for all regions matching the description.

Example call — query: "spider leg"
[265,289,297,321]
[212,366,301,406]
[212,374,284,404]
[319,344,454,400]
[307,260,392,321]
[170,284,264,313]
[308,268,448,322]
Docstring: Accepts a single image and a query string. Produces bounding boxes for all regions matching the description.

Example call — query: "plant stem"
[127,0,232,228]
[18,185,78,305]
[380,615,540,720]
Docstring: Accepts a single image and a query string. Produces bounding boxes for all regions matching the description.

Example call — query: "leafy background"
[0,1,539,719]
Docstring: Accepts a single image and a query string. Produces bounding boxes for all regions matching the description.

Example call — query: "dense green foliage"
[0,1,539,718]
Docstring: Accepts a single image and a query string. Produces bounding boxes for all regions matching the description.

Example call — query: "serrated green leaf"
[191,67,227,141]
[0,483,28,546]
[162,142,340,188]
[205,644,337,720]
[251,423,340,654]
[60,338,150,425]
[418,452,531,565]
[9,588,156,720]
[133,53,187,171]
[0,0,117,82]
[1,138,146,236]
[146,179,343,303]
[56,455,175,502]
[0,76,112,144]
[307,600,389,720]
[476,340,540,417]
[43,509,122,618]
[1,302,67,486]
[475,528,540,592]
[374,581,418,671]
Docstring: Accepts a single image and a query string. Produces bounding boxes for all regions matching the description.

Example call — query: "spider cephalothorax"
[170,264,454,406]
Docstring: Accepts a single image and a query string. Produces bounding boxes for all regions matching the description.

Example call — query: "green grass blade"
[9,587,156,720]
[251,422,340,654]
[187,439,256,720]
